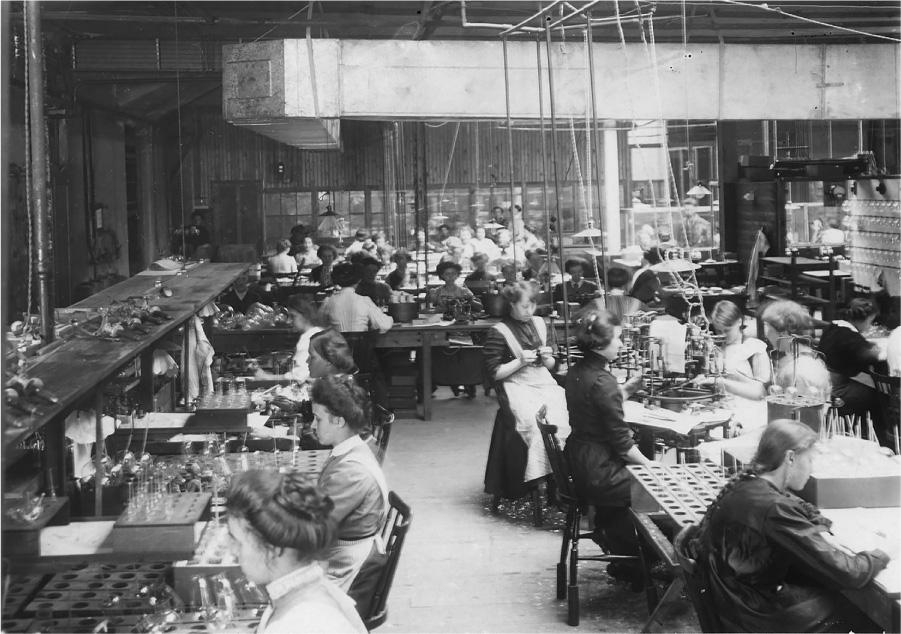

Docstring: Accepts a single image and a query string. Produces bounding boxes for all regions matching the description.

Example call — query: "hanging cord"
[625,3,660,209]
[23,3,34,319]
[568,118,588,232]
[438,122,461,216]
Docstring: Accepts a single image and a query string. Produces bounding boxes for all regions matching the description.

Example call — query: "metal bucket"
[387,302,419,323]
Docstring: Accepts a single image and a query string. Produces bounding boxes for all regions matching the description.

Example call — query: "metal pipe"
[26,0,54,343]
[461,0,543,33]
[536,36,553,284]
[545,0,604,31]
[536,33,570,366]
[498,0,564,36]
[544,17,571,348]
[502,36,518,278]
[585,12,610,301]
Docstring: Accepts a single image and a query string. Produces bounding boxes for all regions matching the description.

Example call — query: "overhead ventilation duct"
[223,39,341,149]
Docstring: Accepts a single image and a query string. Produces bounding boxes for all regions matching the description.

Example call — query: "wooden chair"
[672,524,725,633]
[369,404,394,465]
[361,491,412,630]
[537,410,639,626]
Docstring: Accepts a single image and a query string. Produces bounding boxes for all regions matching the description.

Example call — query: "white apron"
[494,317,570,483]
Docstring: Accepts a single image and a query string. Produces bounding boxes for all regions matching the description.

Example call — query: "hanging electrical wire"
[720,0,901,44]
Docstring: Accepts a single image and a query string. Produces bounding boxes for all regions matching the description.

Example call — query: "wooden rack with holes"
[627,463,727,528]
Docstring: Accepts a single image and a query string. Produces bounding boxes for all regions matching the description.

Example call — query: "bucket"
[387,302,419,323]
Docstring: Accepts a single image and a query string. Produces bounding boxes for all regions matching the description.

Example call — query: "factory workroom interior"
[2,1,901,633]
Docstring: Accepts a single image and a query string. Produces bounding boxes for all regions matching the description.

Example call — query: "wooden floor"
[379,389,699,633]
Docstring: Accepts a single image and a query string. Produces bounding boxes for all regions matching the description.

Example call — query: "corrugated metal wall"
[181,110,597,195]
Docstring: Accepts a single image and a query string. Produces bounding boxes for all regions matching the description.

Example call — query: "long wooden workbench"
[3,263,248,467]
[210,317,572,420]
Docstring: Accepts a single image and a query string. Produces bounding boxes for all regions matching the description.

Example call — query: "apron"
[325,448,390,592]
[494,317,570,482]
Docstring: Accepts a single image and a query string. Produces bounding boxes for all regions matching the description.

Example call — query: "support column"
[26,0,54,342]
[604,123,622,254]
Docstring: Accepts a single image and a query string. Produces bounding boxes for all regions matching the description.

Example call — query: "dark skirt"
[483,386,535,500]
[564,437,631,507]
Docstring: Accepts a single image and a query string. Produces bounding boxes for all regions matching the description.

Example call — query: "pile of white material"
[811,435,900,478]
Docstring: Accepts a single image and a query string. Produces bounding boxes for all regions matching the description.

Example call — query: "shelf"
[2,263,248,462]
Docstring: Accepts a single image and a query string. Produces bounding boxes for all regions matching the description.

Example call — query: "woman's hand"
[520,350,539,366]
[622,375,643,397]
[538,346,554,359]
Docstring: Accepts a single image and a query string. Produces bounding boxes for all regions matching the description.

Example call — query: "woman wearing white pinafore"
[483,281,570,500]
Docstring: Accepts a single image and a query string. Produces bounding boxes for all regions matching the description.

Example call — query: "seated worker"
[385,250,416,290]
[469,226,500,261]
[817,298,887,444]
[293,236,321,268]
[565,309,651,590]
[226,470,367,634]
[309,244,339,289]
[344,229,371,258]
[219,273,264,314]
[355,255,392,307]
[268,238,298,278]
[311,375,389,592]
[687,419,890,632]
[554,258,598,307]
[703,300,771,433]
[760,299,831,429]
[629,247,663,307]
[320,263,394,334]
[441,237,465,265]
[428,261,483,313]
[253,296,325,383]
[465,252,496,284]
[521,248,546,282]
[307,329,358,379]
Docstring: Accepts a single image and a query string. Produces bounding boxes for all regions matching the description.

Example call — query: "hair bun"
[275,472,334,521]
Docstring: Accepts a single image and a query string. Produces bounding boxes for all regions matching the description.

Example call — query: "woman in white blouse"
[705,300,771,432]
[254,295,324,383]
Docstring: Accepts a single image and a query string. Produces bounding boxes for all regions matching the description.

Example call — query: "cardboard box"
[797,473,901,509]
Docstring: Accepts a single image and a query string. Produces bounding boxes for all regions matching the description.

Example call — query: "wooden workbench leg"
[422,332,432,421]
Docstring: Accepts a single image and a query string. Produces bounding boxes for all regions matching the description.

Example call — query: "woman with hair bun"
[483,281,569,499]
[564,309,651,587]
[226,470,367,633]
[253,295,325,383]
[311,374,389,591]
[689,419,890,632]
[759,300,831,425]
[817,298,888,444]
[704,300,771,432]
[307,329,358,379]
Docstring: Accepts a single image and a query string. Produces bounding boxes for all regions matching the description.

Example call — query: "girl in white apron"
[483,282,570,485]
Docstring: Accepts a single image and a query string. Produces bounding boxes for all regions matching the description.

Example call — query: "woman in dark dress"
[688,419,889,632]
[817,298,887,443]
[564,309,650,584]
[483,281,569,500]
